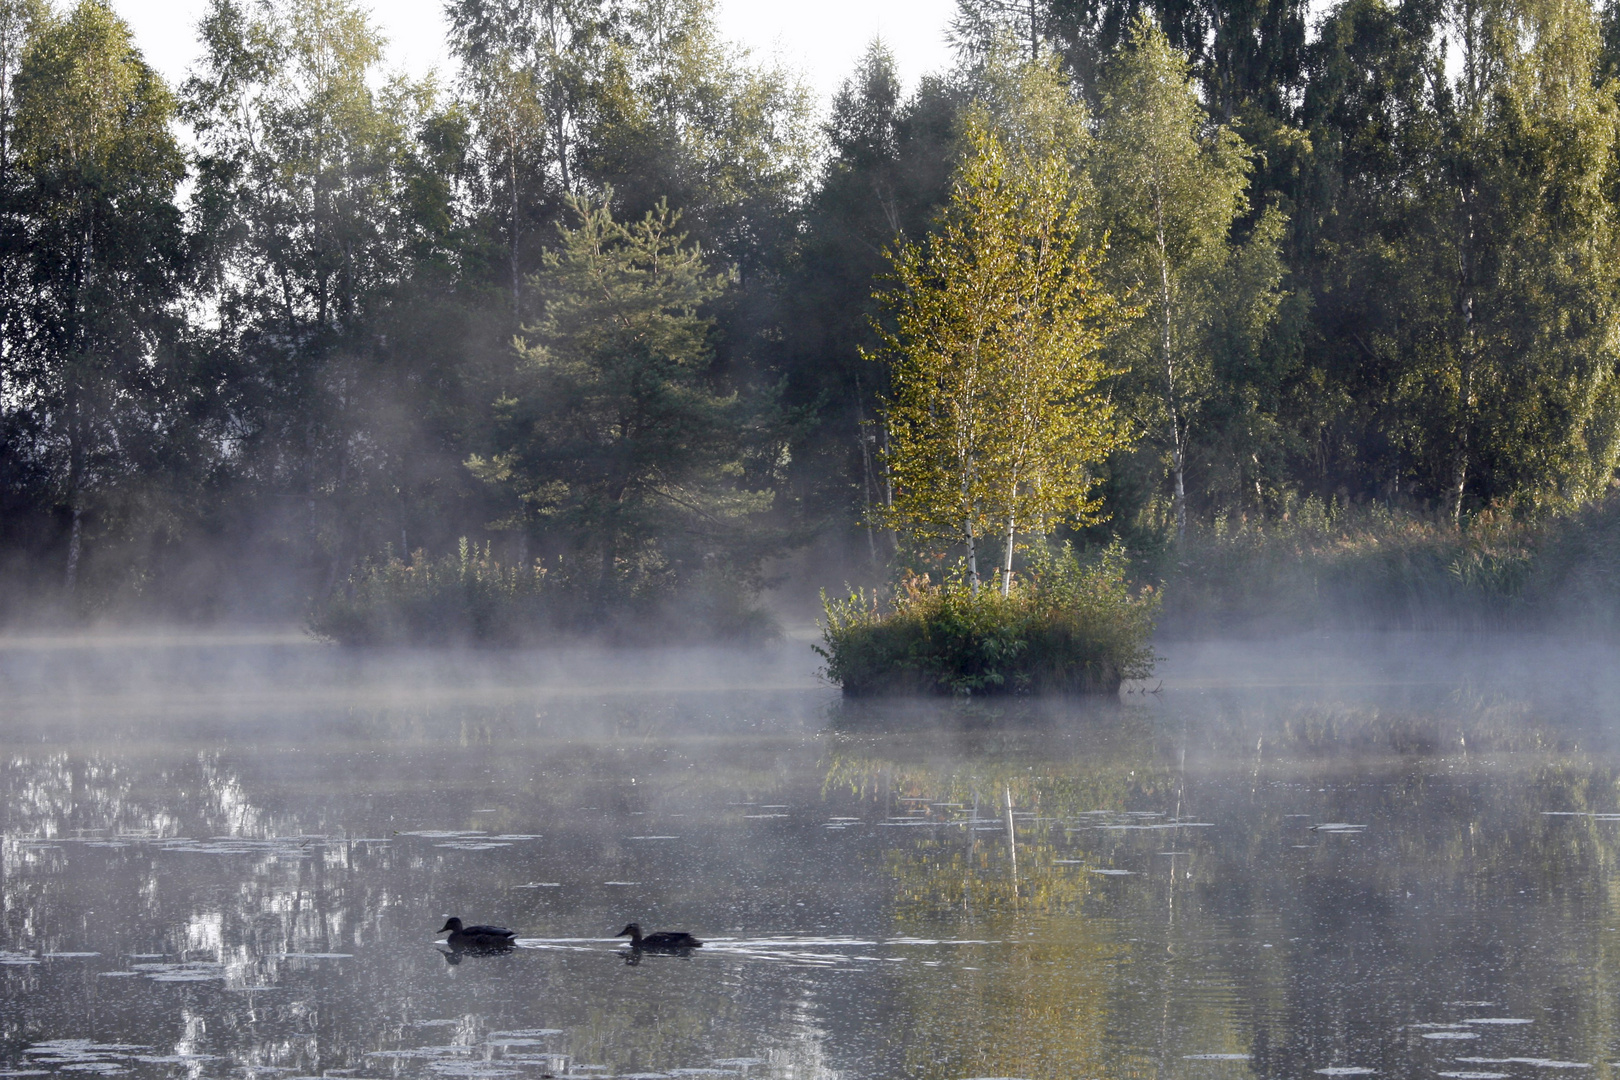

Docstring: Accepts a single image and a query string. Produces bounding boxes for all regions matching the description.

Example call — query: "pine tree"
[469,196,779,604]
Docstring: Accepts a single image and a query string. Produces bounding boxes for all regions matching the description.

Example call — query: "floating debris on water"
[22,1039,152,1073]
[1455,1059,1592,1069]
[1099,821,1215,830]
[127,961,225,982]
[426,1063,521,1077]
[278,953,352,960]
[58,1064,127,1073]
[1463,1019,1533,1025]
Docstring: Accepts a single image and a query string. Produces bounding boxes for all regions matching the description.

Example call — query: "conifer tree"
[469,195,779,603]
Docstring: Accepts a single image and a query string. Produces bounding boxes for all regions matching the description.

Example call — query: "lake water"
[5,633,1620,1080]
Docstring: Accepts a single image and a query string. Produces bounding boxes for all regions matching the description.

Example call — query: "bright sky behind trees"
[113,0,957,105]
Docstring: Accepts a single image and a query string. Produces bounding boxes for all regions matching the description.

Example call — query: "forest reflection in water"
[4,637,1620,1079]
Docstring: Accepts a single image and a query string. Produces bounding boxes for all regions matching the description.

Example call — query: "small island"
[818,547,1158,696]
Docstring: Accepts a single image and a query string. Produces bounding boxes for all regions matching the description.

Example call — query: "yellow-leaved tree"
[870,118,1132,596]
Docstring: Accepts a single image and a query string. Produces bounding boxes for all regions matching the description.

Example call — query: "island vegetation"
[6,0,1620,668]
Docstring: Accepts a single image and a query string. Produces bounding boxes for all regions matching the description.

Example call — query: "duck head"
[615,923,641,939]
[437,917,464,934]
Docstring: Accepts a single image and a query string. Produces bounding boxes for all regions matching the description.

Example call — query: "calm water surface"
[5,634,1620,1080]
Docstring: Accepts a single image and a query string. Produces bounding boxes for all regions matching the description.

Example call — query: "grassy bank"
[1157,493,1620,635]
[818,547,1159,696]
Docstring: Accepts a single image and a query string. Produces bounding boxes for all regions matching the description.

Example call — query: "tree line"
[2,0,1619,623]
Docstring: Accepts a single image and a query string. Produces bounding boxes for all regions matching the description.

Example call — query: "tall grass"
[818,545,1159,696]
[1158,493,1620,634]
[309,538,777,645]
[309,539,555,645]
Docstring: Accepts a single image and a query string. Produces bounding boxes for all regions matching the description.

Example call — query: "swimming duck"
[616,923,703,950]
[437,917,518,948]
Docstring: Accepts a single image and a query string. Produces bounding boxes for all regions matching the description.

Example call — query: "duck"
[437,917,518,948]
[616,923,703,950]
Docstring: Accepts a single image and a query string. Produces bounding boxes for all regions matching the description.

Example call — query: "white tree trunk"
[965,518,979,594]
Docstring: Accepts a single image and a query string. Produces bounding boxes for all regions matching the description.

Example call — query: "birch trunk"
[1155,192,1187,542]
[965,518,979,594]
[1000,476,1018,598]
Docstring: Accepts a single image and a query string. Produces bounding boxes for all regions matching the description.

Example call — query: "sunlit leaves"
[872,121,1130,588]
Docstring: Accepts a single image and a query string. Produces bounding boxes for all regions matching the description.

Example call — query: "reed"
[1153,494,1620,634]
[309,539,555,645]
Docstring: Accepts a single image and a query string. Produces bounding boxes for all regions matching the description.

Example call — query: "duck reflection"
[436,939,518,965]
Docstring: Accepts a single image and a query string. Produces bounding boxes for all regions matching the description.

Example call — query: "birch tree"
[1095,15,1268,541]
[1397,0,1620,517]
[10,0,186,594]
[873,120,1130,595]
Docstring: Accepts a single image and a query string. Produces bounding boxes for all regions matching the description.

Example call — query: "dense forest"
[6,0,1620,633]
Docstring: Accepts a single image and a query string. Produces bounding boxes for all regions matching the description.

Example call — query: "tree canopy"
[4,0,1620,624]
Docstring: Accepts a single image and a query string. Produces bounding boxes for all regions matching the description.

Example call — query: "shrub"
[817,545,1159,696]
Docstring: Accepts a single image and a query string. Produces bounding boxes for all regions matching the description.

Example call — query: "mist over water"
[6,633,1620,1079]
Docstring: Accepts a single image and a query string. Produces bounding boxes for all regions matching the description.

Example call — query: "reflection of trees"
[1168,691,1620,1078]
[821,710,1222,1078]
[0,697,848,1079]
[823,692,1620,1079]
[15,685,1620,1078]
[823,708,1162,915]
